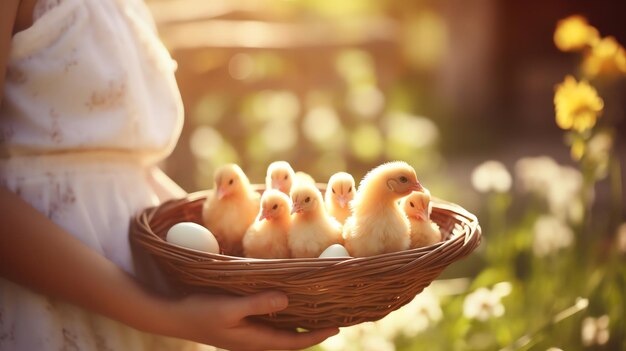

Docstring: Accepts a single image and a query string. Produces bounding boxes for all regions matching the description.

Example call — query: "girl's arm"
[0,186,173,332]
[0,187,337,350]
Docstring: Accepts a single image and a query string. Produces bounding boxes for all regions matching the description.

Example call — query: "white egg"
[166,222,220,254]
[319,244,351,258]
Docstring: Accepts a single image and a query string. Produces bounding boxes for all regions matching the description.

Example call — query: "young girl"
[0,1,338,350]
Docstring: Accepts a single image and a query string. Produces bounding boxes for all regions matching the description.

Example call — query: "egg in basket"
[130,161,481,330]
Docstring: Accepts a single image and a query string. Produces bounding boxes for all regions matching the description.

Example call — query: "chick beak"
[414,209,428,221]
[259,211,271,221]
[291,204,303,215]
[338,196,348,209]
[409,181,424,193]
[217,187,227,200]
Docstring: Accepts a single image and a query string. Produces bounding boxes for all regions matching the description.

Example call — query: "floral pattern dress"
[0,0,210,350]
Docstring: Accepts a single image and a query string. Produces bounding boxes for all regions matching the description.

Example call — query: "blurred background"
[147,0,625,350]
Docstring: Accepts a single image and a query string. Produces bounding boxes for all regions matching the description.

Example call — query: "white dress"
[0,0,210,350]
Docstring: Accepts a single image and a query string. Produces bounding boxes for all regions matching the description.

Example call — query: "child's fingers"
[229,291,289,319]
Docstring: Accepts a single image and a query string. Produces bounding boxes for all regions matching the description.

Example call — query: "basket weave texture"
[130,186,481,329]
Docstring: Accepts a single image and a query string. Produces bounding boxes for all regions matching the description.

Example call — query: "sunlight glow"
[350,124,383,162]
[261,120,297,153]
[346,86,385,119]
[189,126,223,159]
[302,106,342,145]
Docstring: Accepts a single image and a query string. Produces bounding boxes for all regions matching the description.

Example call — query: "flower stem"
[609,154,623,226]
[498,298,589,351]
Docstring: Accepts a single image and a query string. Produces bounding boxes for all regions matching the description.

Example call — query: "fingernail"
[270,294,288,310]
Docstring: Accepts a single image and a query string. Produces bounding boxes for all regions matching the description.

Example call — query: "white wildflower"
[582,315,610,346]
[515,156,584,223]
[492,281,513,298]
[471,160,512,193]
[320,289,443,351]
[463,283,511,321]
[321,323,395,351]
[515,156,561,194]
[616,223,626,254]
[532,215,574,257]
[547,165,584,223]
[377,288,442,338]
[360,333,395,351]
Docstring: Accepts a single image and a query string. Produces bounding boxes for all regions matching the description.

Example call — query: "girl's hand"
[165,292,339,351]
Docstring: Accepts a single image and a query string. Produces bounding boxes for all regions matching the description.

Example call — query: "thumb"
[230,291,289,319]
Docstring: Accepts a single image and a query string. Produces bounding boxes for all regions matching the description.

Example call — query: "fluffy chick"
[402,190,442,248]
[242,190,291,259]
[295,171,316,186]
[202,164,260,256]
[289,183,343,258]
[343,161,424,257]
[265,161,295,195]
[325,172,356,224]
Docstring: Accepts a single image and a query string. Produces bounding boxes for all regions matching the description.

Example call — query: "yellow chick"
[402,190,442,248]
[295,171,316,186]
[202,164,260,256]
[343,161,424,257]
[242,190,291,259]
[289,183,343,258]
[324,172,356,224]
[265,161,295,195]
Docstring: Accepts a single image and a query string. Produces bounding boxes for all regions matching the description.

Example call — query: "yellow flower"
[583,36,626,77]
[554,15,599,52]
[554,76,604,133]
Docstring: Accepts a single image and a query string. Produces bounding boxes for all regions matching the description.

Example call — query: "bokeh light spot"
[335,49,376,86]
[303,106,342,145]
[190,126,223,160]
[252,90,300,122]
[350,124,383,162]
[403,11,448,70]
[193,94,227,125]
[385,112,439,148]
[346,86,385,119]
[228,53,255,80]
[261,120,297,153]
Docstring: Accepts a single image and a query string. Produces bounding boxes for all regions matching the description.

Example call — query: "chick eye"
[305,197,311,203]
[228,179,234,185]
[332,188,336,194]
[284,175,288,180]
[410,202,415,208]
[399,176,408,183]
[348,186,352,193]
[272,204,278,210]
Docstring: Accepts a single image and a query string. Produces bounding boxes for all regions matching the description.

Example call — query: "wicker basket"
[129,185,481,330]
